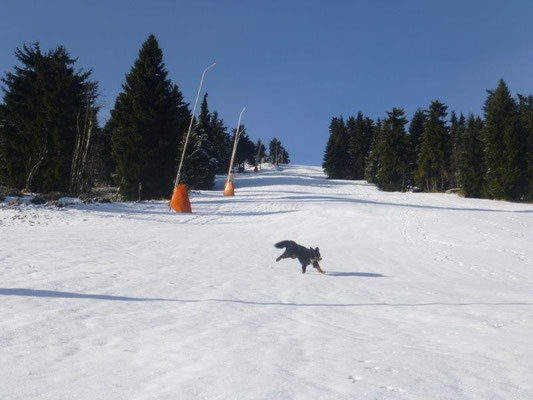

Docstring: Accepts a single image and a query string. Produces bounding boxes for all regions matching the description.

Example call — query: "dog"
[274,240,325,274]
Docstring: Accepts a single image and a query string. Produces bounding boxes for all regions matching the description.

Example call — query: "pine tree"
[280,146,290,164]
[211,111,231,174]
[180,92,218,187]
[233,125,255,171]
[449,111,466,188]
[408,108,426,179]
[269,138,280,164]
[365,119,382,183]
[482,79,528,200]
[375,108,409,191]
[346,112,369,180]
[179,120,218,189]
[458,115,485,198]
[417,101,451,192]
[361,116,374,174]
[107,35,190,200]
[323,117,349,179]
[0,43,93,192]
[518,94,533,199]
[255,139,266,166]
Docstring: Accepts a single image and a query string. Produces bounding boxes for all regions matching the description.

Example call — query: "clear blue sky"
[2,0,533,165]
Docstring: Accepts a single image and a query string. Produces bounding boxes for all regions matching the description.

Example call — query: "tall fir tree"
[233,125,255,170]
[346,113,366,179]
[0,43,94,192]
[322,117,349,179]
[255,139,266,166]
[365,119,382,183]
[408,108,426,185]
[361,116,374,173]
[375,108,409,191]
[449,111,466,188]
[210,111,231,174]
[417,101,451,192]
[518,94,533,199]
[482,79,528,200]
[179,92,218,187]
[178,118,218,189]
[107,35,190,199]
[269,138,280,164]
[458,115,486,198]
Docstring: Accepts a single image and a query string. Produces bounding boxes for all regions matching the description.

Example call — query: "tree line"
[323,79,533,201]
[0,35,290,200]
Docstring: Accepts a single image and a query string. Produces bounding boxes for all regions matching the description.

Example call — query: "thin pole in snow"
[226,107,246,181]
[174,62,216,187]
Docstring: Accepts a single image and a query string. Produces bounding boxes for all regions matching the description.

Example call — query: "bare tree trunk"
[70,83,96,196]
[26,149,48,192]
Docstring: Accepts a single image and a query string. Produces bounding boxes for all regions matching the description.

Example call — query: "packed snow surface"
[1,165,533,399]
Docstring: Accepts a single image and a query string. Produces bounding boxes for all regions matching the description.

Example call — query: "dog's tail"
[274,240,296,249]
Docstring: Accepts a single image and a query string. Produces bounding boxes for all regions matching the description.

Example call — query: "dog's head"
[310,247,322,262]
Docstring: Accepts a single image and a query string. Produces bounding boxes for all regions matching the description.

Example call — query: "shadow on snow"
[326,271,387,277]
[2,288,531,307]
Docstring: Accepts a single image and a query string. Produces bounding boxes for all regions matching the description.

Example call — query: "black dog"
[275,240,325,274]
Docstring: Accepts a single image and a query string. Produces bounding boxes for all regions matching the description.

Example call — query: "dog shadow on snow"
[325,271,386,277]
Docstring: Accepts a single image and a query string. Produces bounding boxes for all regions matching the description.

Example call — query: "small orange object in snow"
[223,180,235,196]
[170,184,192,213]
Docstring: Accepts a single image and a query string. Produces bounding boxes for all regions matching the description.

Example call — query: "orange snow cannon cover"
[170,184,192,213]
[223,180,235,196]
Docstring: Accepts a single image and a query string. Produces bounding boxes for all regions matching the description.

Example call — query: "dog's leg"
[301,260,309,274]
[313,261,326,274]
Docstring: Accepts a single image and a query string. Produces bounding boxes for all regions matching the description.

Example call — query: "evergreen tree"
[458,115,485,198]
[269,138,280,163]
[179,119,218,189]
[181,92,218,186]
[518,94,533,199]
[417,101,451,192]
[89,124,113,184]
[255,139,266,166]
[107,35,190,200]
[280,146,290,164]
[233,125,255,170]
[365,119,382,183]
[361,116,374,173]
[408,108,426,178]
[449,111,466,188]
[482,79,528,200]
[346,112,367,180]
[322,117,349,179]
[0,43,94,192]
[197,93,219,170]
[211,111,231,174]
[375,108,409,191]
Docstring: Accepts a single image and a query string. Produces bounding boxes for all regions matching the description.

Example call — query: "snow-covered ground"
[1,165,532,399]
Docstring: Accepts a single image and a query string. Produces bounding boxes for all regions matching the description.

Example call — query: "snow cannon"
[170,184,192,213]
[223,179,235,196]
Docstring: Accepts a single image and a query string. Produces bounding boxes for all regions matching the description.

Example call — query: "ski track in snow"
[1,165,533,400]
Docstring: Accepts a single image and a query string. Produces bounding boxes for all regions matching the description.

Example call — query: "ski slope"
[1,165,532,399]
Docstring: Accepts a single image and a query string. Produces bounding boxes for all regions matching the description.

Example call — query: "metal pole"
[174,63,216,187]
[226,107,246,180]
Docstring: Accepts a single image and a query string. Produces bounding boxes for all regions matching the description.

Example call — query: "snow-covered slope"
[1,165,532,399]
